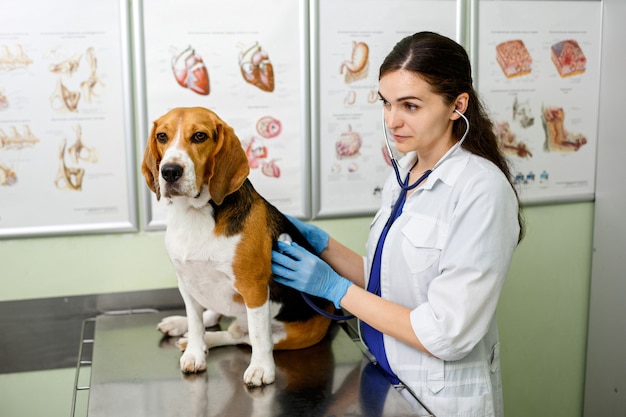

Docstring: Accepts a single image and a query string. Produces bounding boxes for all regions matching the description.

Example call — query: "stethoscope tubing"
[382,108,469,191]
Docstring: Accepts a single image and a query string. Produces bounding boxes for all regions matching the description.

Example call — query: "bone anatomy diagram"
[49,46,105,113]
[0,44,33,71]
[170,42,275,95]
[54,124,99,191]
[0,125,40,186]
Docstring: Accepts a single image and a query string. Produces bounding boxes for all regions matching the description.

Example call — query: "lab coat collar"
[397,147,470,191]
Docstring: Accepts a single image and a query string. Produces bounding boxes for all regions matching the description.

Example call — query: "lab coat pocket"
[401,214,446,273]
[489,342,500,374]
[425,355,445,394]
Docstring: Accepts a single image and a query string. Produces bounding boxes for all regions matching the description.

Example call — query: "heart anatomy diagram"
[170,41,276,95]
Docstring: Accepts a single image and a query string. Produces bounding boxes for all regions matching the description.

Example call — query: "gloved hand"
[286,214,329,255]
[271,241,352,309]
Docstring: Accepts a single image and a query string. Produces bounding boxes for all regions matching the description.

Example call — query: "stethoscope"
[382,108,470,190]
[302,108,471,320]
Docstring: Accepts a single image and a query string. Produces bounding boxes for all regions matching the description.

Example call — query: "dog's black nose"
[161,164,183,183]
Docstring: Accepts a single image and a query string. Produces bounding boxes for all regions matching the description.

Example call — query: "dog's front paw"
[180,346,207,373]
[243,360,276,386]
[157,315,188,337]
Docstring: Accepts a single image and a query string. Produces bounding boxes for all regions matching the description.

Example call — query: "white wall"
[584,0,626,414]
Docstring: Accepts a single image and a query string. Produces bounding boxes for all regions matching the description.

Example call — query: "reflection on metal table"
[73,310,423,417]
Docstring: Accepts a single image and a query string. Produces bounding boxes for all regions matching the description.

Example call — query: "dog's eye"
[156,132,168,144]
[191,131,208,143]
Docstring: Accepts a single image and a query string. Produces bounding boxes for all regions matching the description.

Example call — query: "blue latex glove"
[272,241,352,309]
[286,214,329,255]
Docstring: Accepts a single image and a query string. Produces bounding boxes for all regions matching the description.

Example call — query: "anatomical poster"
[0,0,137,238]
[313,0,457,218]
[477,0,602,204]
[136,0,309,228]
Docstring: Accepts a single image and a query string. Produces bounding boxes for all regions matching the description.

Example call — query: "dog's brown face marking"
[141,107,249,204]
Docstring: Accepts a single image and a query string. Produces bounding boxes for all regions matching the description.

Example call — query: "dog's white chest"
[165,201,243,314]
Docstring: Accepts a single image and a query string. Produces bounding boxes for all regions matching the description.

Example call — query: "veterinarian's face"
[151,108,220,198]
[379,70,456,158]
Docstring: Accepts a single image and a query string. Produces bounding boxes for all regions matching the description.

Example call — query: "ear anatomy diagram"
[54,124,98,191]
[496,39,532,78]
[171,46,210,95]
[495,121,532,158]
[512,96,534,128]
[339,41,369,84]
[0,44,33,71]
[239,42,275,92]
[542,106,587,152]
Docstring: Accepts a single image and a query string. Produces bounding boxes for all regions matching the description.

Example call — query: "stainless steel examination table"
[72,310,424,417]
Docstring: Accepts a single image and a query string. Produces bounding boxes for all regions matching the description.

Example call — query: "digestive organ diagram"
[239,42,275,92]
[54,124,98,191]
[335,125,362,160]
[0,44,33,71]
[171,45,210,95]
[339,41,369,84]
[48,47,105,113]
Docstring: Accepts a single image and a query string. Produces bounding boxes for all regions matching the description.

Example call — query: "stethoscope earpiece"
[382,107,470,191]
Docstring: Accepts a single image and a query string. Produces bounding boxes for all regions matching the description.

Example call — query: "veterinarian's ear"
[208,121,249,205]
[141,123,161,200]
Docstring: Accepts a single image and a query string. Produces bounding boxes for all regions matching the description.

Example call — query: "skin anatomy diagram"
[48,46,105,113]
[238,41,275,92]
[339,41,369,84]
[171,45,210,95]
[496,39,532,78]
[54,124,99,191]
[551,39,586,78]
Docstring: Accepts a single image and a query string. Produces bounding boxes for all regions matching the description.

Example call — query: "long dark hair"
[380,31,524,241]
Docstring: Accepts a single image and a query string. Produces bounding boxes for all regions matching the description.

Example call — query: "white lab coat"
[363,148,520,417]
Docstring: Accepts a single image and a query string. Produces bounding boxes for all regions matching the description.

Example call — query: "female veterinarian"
[271,31,523,417]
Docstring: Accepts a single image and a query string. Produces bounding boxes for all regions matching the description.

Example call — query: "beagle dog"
[141,106,334,386]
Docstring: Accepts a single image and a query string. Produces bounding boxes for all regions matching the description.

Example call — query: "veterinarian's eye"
[191,131,208,143]
[156,132,168,144]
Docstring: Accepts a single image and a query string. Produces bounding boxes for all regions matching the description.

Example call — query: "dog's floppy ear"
[207,120,249,205]
[141,122,161,200]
